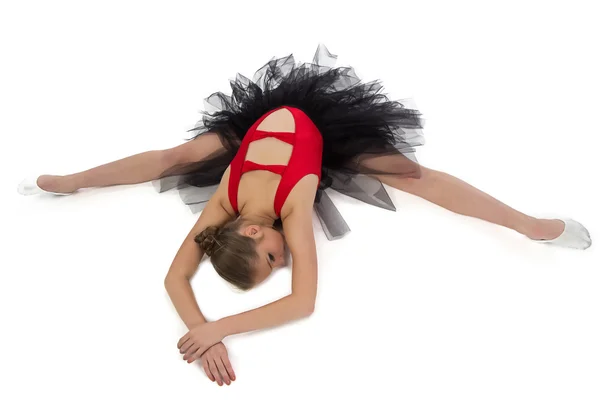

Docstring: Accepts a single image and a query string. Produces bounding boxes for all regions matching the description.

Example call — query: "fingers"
[209,359,224,386]
[220,355,236,382]
[177,334,190,349]
[179,339,195,355]
[215,358,232,385]
[187,345,207,364]
[202,358,216,382]
[183,341,236,386]
[184,343,202,362]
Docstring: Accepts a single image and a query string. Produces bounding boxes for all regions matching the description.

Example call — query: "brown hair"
[194,219,259,290]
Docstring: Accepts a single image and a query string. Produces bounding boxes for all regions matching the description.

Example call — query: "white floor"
[2,1,599,399]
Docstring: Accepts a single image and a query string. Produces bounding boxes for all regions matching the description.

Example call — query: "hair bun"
[195,226,222,256]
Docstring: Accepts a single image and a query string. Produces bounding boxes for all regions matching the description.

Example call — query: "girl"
[18,45,591,386]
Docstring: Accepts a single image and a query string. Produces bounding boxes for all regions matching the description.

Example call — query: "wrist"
[215,316,234,338]
[186,317,207,330]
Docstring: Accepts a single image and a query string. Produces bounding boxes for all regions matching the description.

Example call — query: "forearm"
[217,294,313,337]
[164,276,207,329]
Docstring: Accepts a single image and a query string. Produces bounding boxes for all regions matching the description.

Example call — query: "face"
[241,224,288,285]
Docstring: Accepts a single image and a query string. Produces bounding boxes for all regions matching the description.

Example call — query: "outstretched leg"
[30,133,224,194]
[375,166,571,241]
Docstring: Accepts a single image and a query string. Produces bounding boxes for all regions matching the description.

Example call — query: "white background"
[1,0,599,399]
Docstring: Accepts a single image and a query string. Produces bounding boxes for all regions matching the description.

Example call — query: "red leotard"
[228,106,323,217]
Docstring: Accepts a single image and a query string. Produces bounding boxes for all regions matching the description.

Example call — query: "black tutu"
[154,44,426,240]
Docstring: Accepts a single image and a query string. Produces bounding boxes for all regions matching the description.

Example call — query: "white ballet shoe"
[17,176,75,196]
[530,218,592,250]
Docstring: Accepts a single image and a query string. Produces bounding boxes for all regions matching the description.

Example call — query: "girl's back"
[220,106,322,220]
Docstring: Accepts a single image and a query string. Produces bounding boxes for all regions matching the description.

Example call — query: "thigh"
[166,132,225,165]
[157,132,229,179]
[356,152,423,183]
[373,171,423,193]
[348,150,439,195]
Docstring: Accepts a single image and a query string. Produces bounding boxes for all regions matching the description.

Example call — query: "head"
[195,218,287,290]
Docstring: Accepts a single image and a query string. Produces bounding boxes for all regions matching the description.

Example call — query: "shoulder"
[186,167,235,238]
[211,166,237,218]
[280,174,319,220]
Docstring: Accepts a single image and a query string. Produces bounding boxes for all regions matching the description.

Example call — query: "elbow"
[163,276,172,293]
[304,304,315,317]
[164,273,187,291]
[292,292,316,318]
[299,299,315,318]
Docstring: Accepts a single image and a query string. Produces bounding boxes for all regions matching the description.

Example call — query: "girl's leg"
[374,166,564,241]
[36,133,224,193]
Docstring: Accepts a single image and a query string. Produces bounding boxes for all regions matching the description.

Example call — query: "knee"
[417,165,435,180]
[401,165,435,182]
[392,175,421,191]
[410,166,440,188]
[378,165,435,193]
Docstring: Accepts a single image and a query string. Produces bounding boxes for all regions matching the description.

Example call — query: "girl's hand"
[177,322,225,364]
[200,342,236,386]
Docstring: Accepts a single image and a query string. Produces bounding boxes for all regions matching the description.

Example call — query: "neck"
[238,211,276,227]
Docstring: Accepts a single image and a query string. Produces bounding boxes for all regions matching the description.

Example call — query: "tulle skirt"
[154,44,426,240]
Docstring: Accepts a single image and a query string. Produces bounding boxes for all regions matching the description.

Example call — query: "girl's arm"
[164,175,235,329]
[217,198,318,336]
[217,175,319,333]
[178,175,319,363]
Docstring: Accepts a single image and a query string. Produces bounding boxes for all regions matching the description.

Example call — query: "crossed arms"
[164,172,319,357]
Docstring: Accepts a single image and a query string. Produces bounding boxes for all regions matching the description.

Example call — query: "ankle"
[63,174,84,191]
[525,218,566,240]
[508,215,537,236]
